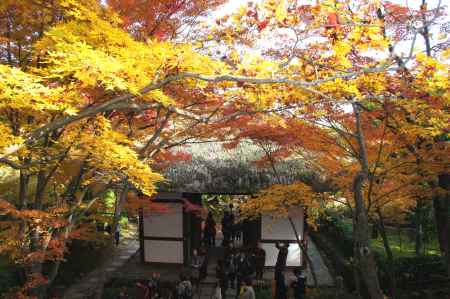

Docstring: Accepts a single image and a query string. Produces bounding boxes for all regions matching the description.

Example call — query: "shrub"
[318,211,448,294]
[254,286,271,299]
[0,257,23,295]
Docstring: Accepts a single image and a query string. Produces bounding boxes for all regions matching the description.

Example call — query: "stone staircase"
[197,247,239,299]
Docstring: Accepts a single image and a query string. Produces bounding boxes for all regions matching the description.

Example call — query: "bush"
[0,256,23,295]
[318,211,448,294]
[50,239,109,288]
[119,215,129,227]
[376,254,447,288]
[254,287,271,299]
[317,213,354,258]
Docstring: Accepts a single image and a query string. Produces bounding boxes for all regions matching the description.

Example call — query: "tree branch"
[0,66,397,160]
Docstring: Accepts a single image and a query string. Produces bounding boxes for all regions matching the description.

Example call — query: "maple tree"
[207,1,449,298]
[0,0,227,296]
[106,0,226,40]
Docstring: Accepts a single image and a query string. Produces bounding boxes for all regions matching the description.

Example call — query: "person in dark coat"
[216,259,229,299]
[253,243,266,280]
[290,268,307,299]
[235,251,254,298]
[274,267,287,299]
[190,249,204,291]
[114,223,121,246]
[225,244,237,289]
[204,212,217,247]
[226,249,237,289]
[148,272,161,299]
[231,208,242,245]
[222,205,235,247]
[275,241,289,271]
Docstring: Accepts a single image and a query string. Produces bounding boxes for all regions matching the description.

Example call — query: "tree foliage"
[0,0,448,298]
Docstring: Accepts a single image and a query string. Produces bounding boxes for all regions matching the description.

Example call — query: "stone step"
[202,277,217,284]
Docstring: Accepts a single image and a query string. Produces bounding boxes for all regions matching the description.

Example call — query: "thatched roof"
[157,141,308,194]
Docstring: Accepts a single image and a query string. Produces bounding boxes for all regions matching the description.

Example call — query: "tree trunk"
[434,174,450,276]
[47,162,88,287]
[18,170,30,255]
[19,170,30,209]
[27,170,47,299]
[352,259,362,298]
[263,146,320,287]
[352,103,384,299]
[377,209,397,299]
[111,182,129,243]
[287,216,318,287]
[352,173,384,299]
[415,200,425,256]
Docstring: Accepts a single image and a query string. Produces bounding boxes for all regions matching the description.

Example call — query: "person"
[136,281,150,299]
[221,206,234,247]
[204,212,217,248]
[216,259,228,299]
[238,277,255,299]
[225,246,237,289]
[228,204,235,241]
[177,274,193,299]
[148,272,161,299]
[253,243,266,280]
[190,249,204,290]
[118,287,129,299]
[114,223,120,246]
[290,268,307,299]
[213,281,222,299]
[170,281,179,299]
[231,208,242,245]
[275,241,289,271]
[235,250,253,297]
[274,267,287,299]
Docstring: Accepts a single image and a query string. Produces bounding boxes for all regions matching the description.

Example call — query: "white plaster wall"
[262,243,302,267]
[261,206,304,267]
[143,203,183,238]
[261,207,304,240]
[144,240,184,263]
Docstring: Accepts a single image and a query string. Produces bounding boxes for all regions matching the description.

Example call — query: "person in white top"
[212,281,222,299]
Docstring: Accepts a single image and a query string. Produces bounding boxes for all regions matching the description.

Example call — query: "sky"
[209,0,449,59]
[217,0,449,14]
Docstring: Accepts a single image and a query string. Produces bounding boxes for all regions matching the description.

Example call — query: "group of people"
[214,245,265,299]
[133,272,194,299]
[130,205,307,299]
[221,205,242,248]
[203,204,243,249]
[135,272,163,299]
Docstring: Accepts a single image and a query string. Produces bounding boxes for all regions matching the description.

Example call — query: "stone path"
[305,237,334,287]
[65,231,333,298]
[63,238,139,299]
[197,246,236,299]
